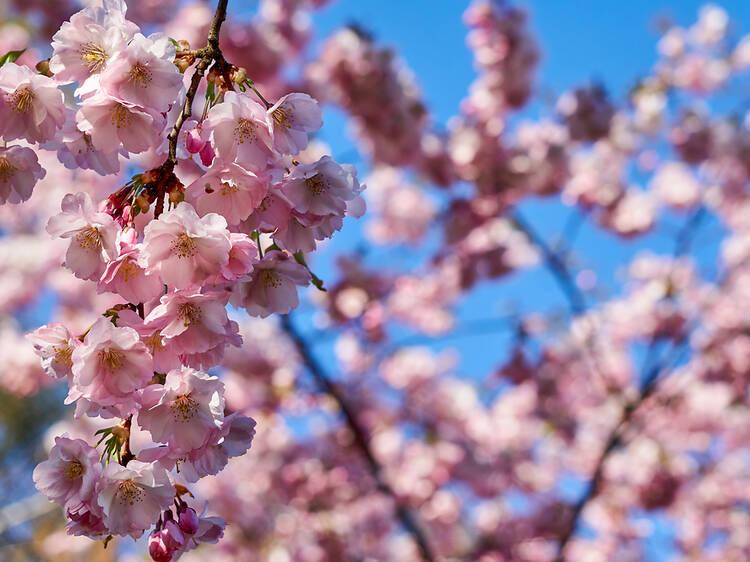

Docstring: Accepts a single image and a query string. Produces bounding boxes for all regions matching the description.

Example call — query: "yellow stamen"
[116,480,144,506]
[0,157,16,182]
[170,393,198,421]
[261,270,281,288]
[304,174,327,195]
[128,62,152,87]
[63,459,84,481]
[110,104,132,129]
[177,303,202,327]
[75,226,102,252]
[80,42,109,74]
[271,105,293,129]
[170,233,197,259]
[118,259,140,282]
[234,118,258,144]
[98,348,125,372]
[220,182,239,196]
[10,86,34,113]
[53,344,73,367]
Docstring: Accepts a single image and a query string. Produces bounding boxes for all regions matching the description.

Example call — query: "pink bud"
[162,519,186,550]
[185,127,205,154]
[148,530,172,562]
[178,506,200,535]
[199,142,215,167]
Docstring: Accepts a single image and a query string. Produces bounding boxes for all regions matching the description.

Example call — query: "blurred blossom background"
[2,0,750,560]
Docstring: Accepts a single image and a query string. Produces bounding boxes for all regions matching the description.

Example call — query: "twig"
[154,0,230,218]
[280,314,435,562]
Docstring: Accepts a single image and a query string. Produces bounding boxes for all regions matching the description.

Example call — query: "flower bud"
[148,530,172,562]
[178,506,200,535]
[162,519,185,550]
[232,67,247,84]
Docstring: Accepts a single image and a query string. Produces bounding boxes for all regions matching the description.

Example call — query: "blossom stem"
[156,0,230,218]
[280,314,435,562]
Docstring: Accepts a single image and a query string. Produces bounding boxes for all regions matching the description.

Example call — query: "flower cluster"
[10,0,364,557]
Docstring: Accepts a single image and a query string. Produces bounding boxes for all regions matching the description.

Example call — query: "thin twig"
[280,314,435,562]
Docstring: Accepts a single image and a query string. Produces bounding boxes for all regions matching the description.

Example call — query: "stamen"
[118,259,140,282]
[128,62,152,87]
[234,119,259,144]
[80,42,109,74]
[271,105,293,129]
[145,332,166,356]
[220,182,239,196]
[98,348,125,372]
[170,233,198,259]
[110,104,132,129]
[9,87,34,114]
[170,393,199,421]
[304,174,327,195]
[53,344,73,367]
[75,226,102,252]
[117,480,144,506]
[62,459,84,481]
[0,157,16,182]
[261,270,281,288]
[177,303,202,327]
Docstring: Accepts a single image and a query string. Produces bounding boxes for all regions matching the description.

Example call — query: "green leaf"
[0,49,25,67]
[293,251,327,292]
[206,81,215,102]
[168,37,180,48]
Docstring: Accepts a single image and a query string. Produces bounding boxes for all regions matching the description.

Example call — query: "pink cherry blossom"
[144,289,238,356]
[138,366,225,453]
[46,117,121,176]
[26,322,79,380]
[266,92,323,155]
[187,162,268,225]
[280,155,362,216]
[140,203,231,290]
[77,91,166,154]
[231,250,311,317]
[0,145,46,204]
[202,91,273,170]
[117,309,182,374]
[99,33,183,113]
[46,192,120,281]
[0,63,65,143]
[98,460,174,538]
[98,239,164,304]
[33,436,103,510]
[49,0,136,86]
[68,317,153,418]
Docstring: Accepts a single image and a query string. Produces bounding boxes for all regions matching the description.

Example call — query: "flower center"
[171,393,198,421]
[118,259,141,282]
[271,105,293,129]
[63,459,84,481]
[234,118,259,144]
[261,270,281,288]
[75,226,103,252]
[53,344,73,367]
[170,233,197,259]
[98,348,125,372]
[220,181,239,196]
[117,479,144,506]
[110,103,132,129]
[145,332,166,355]
[304,174,327,195]
[10,86,34,113]
[178,303,202,326]
[80,42,109,73]
[128,62,152,87]
[0,157,16,182]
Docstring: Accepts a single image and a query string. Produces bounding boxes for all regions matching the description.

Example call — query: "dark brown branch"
[280,314,435,562]
[154,0,230,218]
[553,207,705,561]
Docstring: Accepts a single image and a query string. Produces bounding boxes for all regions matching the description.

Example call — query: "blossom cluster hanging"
[0,0,364,558]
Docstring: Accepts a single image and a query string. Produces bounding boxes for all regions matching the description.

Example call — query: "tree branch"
[280,314,435,562]
[155,0,230,218]
[553,207,705,561]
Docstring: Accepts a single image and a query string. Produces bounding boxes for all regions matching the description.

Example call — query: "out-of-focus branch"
[280,314,435,562]
[554,207,705,561]
[510,210,587,315]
